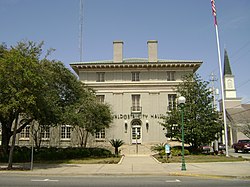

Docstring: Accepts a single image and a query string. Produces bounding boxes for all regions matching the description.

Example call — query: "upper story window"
[167,71,175,81]
[96,72,105,82]
[168,94,177,111]
[131,94,141,112]
[96,95,105,103]
[132,72,140,81]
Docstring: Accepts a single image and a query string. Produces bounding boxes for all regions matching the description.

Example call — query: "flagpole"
[214,24,229,157]
[211,0,229,157]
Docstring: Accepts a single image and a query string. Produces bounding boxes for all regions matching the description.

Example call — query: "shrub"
[171,146,190,156]
[109,139,124,156]
[151,143,165,153]
[0,146,113,163]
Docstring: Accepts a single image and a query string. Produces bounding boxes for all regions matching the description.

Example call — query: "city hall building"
[70,40,202,147]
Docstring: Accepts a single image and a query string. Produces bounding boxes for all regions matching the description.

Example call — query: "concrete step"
[120,144,154,156]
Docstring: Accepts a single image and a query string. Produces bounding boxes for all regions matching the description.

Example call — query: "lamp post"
[178,96,186,171]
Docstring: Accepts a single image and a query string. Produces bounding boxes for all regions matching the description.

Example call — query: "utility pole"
[210,72,220,154]
[210,72,219,109]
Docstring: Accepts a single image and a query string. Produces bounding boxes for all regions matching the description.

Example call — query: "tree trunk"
[7,113,19,169]
[1,123,12,154]
[115,147,118,156]
[83,131,89,148]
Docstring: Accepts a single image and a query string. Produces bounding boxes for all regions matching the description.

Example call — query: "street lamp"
[178,96,186,171]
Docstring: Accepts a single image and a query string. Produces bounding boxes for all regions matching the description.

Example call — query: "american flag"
[211,0,217,25]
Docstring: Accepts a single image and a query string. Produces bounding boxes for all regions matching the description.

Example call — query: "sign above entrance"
[113,113,165,120]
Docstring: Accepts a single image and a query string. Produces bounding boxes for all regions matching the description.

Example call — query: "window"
[132,72,140,81]
[132,95,141,112]
[96,95,105,103]
[61,125,71,140]
[20,125,30,139]
[167,71,175,81]
[95,128,105,139]
[96,72,105,82]
[168,94,177,111]
[41,126,50,139]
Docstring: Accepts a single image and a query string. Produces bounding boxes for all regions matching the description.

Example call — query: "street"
[229,149,250,159]
[0,175,249,187]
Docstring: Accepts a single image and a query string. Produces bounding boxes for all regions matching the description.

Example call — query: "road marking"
[31,178,59,182]
[165,179,181,183]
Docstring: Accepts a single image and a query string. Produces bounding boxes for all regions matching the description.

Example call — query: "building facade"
[70,40,202,146]
[221,50,250,145]
[0,41,202,148]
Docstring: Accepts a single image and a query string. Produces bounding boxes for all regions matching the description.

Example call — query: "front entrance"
[131,120,142,144]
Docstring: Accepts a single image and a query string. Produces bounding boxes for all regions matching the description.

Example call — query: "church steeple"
[223,49,236,99]
[224,49,232,75]
[223,49,242,108]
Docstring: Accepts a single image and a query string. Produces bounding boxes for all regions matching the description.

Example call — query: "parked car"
[232,139,250,153]
[218,143,226,151]
[199,145,211,153]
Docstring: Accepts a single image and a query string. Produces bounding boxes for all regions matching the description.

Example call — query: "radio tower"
[79,0,84,62]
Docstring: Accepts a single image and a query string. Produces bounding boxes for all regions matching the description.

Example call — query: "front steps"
[120,144,156,156]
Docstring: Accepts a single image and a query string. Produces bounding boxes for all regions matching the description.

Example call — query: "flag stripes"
[211,0,217,25]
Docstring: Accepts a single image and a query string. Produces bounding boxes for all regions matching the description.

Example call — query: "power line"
[236,78,250,89]
[229,107,250,116]
[231,40,250,59]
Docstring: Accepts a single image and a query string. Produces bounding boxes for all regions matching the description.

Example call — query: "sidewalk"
[0,155,250,179]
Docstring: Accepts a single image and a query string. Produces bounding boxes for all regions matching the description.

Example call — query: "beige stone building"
[2,40,202,150]
[70,40,202,148]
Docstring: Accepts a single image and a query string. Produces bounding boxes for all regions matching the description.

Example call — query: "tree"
[0,41,44,163]
[240,124,250,138]
[66,92,113,147]
[0,41,85,168]
[161,74,222,151]
[109,139,124,156]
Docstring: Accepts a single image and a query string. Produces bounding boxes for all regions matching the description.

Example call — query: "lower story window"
[95,128,105,139]
[20,125,30,139]
[41,126,50,139]
[61,125,71,140]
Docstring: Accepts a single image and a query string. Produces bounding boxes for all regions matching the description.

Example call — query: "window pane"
[96,128,105,139]
[167,72,175,81]
[168,94,177,110]
[96,95,105,103]
[132,95,140,111]
[97,72,105,82]
[132,72,140,81]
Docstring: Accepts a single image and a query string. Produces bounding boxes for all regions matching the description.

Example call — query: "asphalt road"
[229,149,250,159]
[0,175,249,187]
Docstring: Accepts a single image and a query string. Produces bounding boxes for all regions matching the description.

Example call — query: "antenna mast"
[79,0,84,61]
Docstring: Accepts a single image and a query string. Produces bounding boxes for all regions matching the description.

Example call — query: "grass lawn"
[154,154,250,163]
[34,156,122,164]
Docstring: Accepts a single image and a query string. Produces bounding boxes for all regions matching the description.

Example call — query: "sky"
[0,0,250,104]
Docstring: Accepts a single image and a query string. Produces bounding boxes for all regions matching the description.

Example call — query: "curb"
[169,172,250,180]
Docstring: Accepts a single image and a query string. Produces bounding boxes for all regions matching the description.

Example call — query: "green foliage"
[151,143,165,153]
[170,146,190,156]
[109,139,124,156]
[0,40,105,168]
[0,147,112,162]
[66,92,113,147]
[161,74,223,150]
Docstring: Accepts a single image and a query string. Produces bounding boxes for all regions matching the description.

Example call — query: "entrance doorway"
[131,120,142,144]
